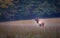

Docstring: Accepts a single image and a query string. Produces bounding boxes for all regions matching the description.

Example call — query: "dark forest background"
[0,0,60,22]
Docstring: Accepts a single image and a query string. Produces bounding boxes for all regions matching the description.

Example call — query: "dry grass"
[0,18,60,38]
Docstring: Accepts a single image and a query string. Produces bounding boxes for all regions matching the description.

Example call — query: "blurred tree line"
[0,0,59,21]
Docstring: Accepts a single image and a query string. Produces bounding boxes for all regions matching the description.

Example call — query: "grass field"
[0,18,60,38]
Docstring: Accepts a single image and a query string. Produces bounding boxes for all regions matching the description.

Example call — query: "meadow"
[0,18,60,38]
